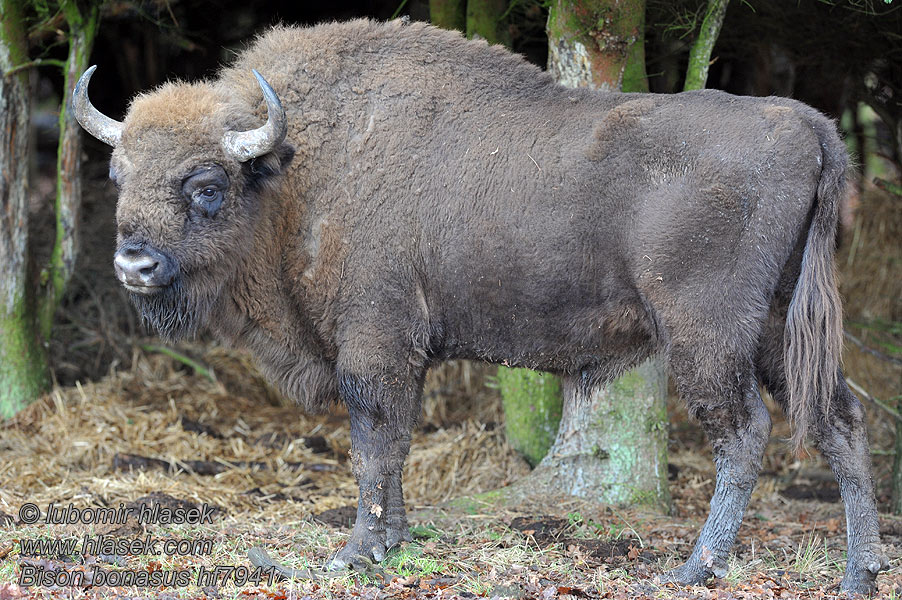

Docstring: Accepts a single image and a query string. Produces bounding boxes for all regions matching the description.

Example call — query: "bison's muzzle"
[114,243,177,293]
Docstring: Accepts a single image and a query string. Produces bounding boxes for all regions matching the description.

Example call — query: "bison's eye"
[182,165,229,218]
[190,186,224,216]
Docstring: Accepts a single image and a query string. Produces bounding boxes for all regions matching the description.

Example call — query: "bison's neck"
[206,197,339,410]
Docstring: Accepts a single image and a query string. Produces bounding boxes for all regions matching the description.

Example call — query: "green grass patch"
[384,543,445,578]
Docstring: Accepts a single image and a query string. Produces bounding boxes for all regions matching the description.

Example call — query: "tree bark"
[430,0,466,32]
[683,0,730,91]
[39,0,100,340]
[0,1,102,418]
[531,360,669,507]
[547,0,648,92]
[496,368,562,467]
[466,0,510,45]
[0,0,49,417]
[536,0,670,512]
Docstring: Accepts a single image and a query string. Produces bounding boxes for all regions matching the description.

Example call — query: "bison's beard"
[129,277,218,342]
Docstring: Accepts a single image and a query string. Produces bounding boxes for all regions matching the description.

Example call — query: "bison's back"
[217,20,834,384]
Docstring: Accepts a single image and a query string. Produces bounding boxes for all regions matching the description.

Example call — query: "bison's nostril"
[139,262,159,277]
[114,245,175,291]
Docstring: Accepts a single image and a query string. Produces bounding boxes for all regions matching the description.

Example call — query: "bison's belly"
[439,292,657,379]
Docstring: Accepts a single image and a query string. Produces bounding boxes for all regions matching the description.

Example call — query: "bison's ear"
[244,142,295,189]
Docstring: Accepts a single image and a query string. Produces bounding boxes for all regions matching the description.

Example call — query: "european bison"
[74,19,887,594]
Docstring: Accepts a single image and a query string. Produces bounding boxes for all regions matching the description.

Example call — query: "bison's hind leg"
[757,317,888,595]
[813,378,888,594]
[661,350,771,585]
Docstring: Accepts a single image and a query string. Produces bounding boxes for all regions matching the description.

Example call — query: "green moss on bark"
[39,0,101,341]
[497,368,562,466]
[1,0,51,417]
[0,296,49,418]
[466,0,510,45]
[546,0,648,91]
[683,0,730,91]
[1,0,103,418]
[430,0,466,31]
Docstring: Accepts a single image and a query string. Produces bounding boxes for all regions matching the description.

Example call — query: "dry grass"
[839,187,902,323]
[2,343,902,598]
[0,346,526,521]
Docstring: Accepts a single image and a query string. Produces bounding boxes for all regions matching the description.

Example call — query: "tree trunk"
[531,360,669,507]
[534,0,670,512]
[547,0,648,92]
[0,0,49,417]
[430,0,466,32]
[39,0,101,340]
[683,0,730,91]
[496,368,562,467]
[466,0,510,45]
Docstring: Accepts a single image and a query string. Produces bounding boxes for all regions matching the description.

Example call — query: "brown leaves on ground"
[1,328,900,598]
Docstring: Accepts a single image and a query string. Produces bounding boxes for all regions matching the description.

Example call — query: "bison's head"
[74,67,292,341]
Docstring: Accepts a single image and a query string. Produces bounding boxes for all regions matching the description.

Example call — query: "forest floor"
[1,337,901,599]
[0,170,900,599]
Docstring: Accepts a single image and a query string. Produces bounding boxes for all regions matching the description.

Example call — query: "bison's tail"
[784,114,847,451]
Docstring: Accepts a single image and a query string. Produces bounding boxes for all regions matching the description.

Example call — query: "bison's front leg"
[327,373,416,570]
[662,376,771,585]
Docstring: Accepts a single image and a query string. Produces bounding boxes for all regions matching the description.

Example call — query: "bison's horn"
[73,66,124,148]
[221,70,287,162]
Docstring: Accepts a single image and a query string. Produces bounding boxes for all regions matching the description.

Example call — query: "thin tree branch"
[4,58,66,77]
[844,330,902,366]
[874,177,902,197]
[847,378,902,424]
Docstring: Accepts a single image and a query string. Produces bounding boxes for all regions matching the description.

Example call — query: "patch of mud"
[509,516,654,562]
[780,483,840,503]
[314,505,357,529]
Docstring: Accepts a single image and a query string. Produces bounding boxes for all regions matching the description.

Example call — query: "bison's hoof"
[327,533,387,572]
[840,550,889,596]
[657,562,713,587]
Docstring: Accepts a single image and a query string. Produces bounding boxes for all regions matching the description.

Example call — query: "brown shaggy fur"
[88,19,886,593]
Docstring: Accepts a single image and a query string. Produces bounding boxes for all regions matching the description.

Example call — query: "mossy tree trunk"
[547,0,648,92]
[430,0,466,32]
[466,0,510,45]
[0,0,102,418]
[0,0,48,418]
[39,0,101,340]
[496,368,562,467]
[532,360,669,507]
[530,0,670,512]
[683,0,729,91]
